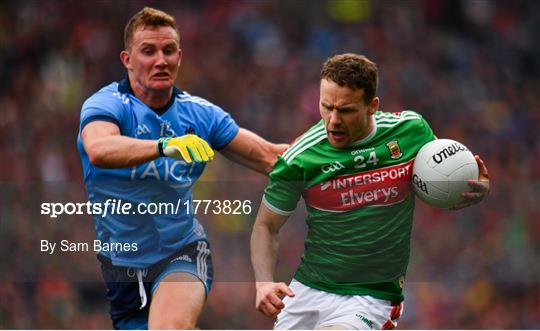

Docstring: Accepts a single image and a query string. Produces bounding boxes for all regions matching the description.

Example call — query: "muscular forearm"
[251,222,280,283]
[251,204,295,317]
[221,128,287,175]
[223,145,274,175]
[241,134,280,175]
[85,135,159,168]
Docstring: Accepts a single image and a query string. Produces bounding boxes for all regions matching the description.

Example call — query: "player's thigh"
[318,296,404,330]
[274,280,326,330]
[148,272,206,329]
[148,240,213,329]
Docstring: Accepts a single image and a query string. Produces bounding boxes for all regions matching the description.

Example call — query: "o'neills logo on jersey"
[305,159,414,212]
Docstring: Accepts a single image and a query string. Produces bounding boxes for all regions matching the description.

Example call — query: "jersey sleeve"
[418,114,437,144]
[401,110,436,144]
[80,91,126,131]
[263,156,304,216]
[205,104,239,150]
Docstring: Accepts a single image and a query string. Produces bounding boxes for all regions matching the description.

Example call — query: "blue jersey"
[77,79,239,267]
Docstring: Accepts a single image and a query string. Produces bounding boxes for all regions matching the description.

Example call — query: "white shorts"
[275,280,403,330]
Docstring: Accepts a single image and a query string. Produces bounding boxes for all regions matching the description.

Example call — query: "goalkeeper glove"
[157,135,215,163]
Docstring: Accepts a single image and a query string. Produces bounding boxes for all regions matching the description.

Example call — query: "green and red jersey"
[264,111,436,302]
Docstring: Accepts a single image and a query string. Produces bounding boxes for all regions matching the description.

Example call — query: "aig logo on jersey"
[386,140,403,159]
[321,161,345,173]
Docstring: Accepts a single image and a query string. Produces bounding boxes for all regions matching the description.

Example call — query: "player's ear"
[368,97,379,115]
[120,50,132,70]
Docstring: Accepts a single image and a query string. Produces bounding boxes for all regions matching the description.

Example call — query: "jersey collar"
[118,77,183,115]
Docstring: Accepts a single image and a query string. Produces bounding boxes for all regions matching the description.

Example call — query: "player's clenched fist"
[157,134,215,163]
[255,282,295,317]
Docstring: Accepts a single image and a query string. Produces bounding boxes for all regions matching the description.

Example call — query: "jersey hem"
[213,125,240,150]
[80,115,121,132]
[293,274,405,302]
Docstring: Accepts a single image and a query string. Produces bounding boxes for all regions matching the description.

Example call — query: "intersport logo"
[305,159,414,212]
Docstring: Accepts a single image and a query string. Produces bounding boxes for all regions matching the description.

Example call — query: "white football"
[412,139,479,208]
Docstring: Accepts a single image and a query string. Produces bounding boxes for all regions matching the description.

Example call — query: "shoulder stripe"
[294,121,325,141]
[401,110,420,116]
[283,127,325,160]
[376,115,421,124]
[283,130,327,164]
[176,96,214,107]
[377,117,423,127]
[377,114,421,121]
[375,111,421,119]
[305,120,325,133]
[375,112,400,119]
[284,132,327,164]
[283,125,325,159]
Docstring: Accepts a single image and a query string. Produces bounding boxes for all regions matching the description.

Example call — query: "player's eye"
[142,48,154,55]
[321,104,332,111]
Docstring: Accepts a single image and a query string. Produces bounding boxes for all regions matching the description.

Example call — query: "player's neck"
[130,78,173,109]
[350,116,376,146]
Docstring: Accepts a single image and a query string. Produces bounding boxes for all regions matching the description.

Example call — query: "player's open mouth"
[152,73,170,79]
[328,130,347,141]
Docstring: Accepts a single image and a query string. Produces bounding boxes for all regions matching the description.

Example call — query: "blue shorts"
[98,240,213,330]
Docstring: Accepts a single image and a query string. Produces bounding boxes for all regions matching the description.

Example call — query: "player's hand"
[255,282,294,318]
[273,143,290,155]
[158,134,215,163]
[450,155,490,210]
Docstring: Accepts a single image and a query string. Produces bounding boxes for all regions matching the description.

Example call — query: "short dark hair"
[124,7,179,49]
[321,53,378,104]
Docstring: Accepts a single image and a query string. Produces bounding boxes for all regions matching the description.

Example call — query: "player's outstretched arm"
[220,128,288,175]
[82,121,214,168]
[251,202,294,317]
[450,155,490,210]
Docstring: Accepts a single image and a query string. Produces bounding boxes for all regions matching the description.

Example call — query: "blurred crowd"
[0,0,538,329]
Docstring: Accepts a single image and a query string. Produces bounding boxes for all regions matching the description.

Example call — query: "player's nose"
[155,51,168,68]
[329,110,341,125]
